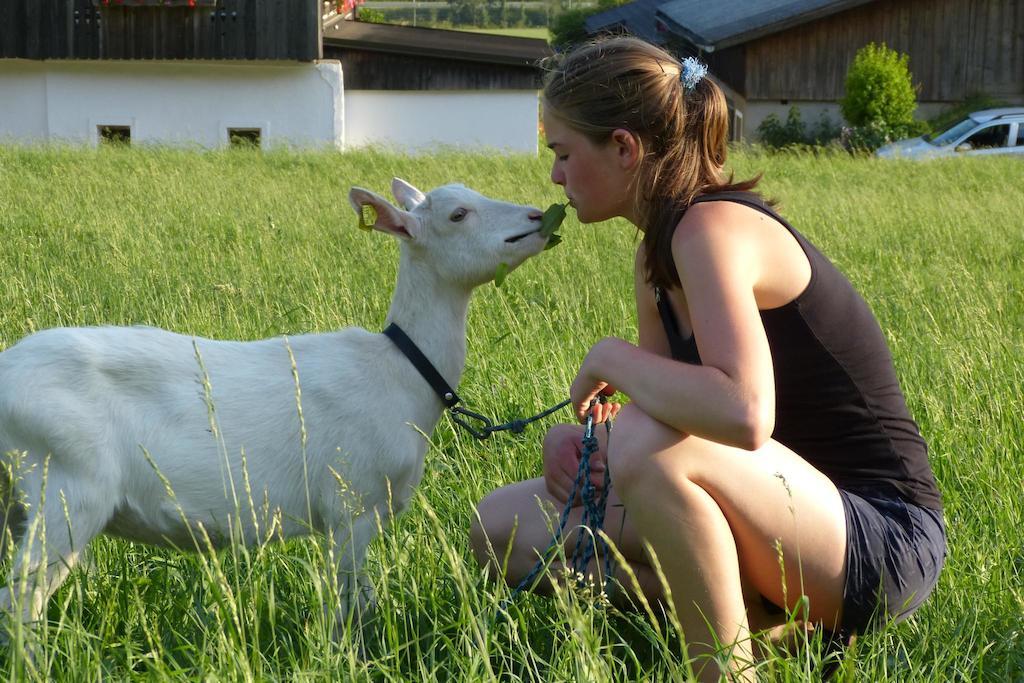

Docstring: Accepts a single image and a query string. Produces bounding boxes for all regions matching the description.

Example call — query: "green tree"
[549,0,629,48]
[549,7,590,46]
[840,42,917,130]
[355,6,387,23]
[448,0,486,25]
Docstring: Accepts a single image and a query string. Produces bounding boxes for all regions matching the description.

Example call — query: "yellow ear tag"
[359,204,377,231]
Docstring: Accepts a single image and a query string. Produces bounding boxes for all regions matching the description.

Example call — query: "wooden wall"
[0,0,321,61]
[741,0,1024,103]
[322,46,540,90]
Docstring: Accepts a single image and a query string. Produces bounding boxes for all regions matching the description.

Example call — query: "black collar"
[382,323,461,409]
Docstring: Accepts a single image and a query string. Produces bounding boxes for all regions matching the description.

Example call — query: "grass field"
[0,144,1022,680]
[456,27,549,40]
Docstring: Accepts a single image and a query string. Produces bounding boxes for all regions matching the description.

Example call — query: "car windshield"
[929,118,978,146]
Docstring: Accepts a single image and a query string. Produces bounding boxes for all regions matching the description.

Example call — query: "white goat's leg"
[0,477,109,627]
[0,478,25,560]
[0,452,32,560]
[329,513,379,631]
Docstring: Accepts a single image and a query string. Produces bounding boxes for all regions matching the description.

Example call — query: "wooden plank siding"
[740,0,1024,103]
[0,0,321,61]
[324,48,541,90]
[705,44,746,98]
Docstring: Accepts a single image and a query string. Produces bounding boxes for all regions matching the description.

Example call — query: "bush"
[808,113,843,146]
[843,42,917,129]
[840,42,917,131]
[756,106,843,150]
[355,6,387,23]
[839,120,895,153]
[839,117,931,153]
[837,43,923,152]
[757,107,807,148]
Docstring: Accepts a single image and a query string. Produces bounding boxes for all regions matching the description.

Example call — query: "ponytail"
[639,55,761,289]
[541,37,764,290]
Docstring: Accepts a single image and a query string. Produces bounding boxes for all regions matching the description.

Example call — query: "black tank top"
[656,191,942,510]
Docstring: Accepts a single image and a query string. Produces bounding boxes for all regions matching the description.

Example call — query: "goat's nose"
[528,211,543,222]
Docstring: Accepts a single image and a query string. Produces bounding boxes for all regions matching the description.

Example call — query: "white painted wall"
[0,60,541,154]
[0,59,344,148]
[344,90,539,154]
[0,65,49,139]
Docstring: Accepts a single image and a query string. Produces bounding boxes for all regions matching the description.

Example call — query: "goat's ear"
[348,187,420,241]
[391,178,426,211]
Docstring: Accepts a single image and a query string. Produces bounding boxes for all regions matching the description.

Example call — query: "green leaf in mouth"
[495,202,568,286]
[539,203,567,238]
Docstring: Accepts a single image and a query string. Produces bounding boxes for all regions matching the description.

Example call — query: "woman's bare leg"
[606,405,846,680]
[471,405,847,681]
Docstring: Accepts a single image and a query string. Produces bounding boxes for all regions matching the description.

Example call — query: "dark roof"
[583,0,667,45]
[322,19,551,67]
[655,0,878,51]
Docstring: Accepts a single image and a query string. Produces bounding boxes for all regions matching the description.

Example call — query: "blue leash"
[381,323,617,602]
[502,397,615,609]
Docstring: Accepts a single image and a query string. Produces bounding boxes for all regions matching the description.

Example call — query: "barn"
[322,19,547,152]
[586,0,1024,139]
[0,0,549,152]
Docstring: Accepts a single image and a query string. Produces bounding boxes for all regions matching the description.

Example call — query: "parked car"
[876,108,1024,159]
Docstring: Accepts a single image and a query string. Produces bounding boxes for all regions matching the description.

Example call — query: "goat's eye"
[449,208,468,223]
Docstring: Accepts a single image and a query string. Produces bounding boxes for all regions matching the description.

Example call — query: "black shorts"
[837,489,947,636]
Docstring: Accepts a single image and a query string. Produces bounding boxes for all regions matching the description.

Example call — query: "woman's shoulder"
[673,191,812,305]
[669,201,769,285]
[692,189,770,207]
[687,190,777,219]
[675,194,776,245]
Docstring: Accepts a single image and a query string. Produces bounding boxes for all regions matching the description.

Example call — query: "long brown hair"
[541,37,762,289]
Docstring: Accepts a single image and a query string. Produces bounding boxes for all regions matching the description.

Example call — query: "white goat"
[0,178,547,628]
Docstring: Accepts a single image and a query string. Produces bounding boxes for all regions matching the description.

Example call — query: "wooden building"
[587,0,1024,139]
[0,1,550,152]
[322,19,548,150]
[0,0,321,61]
[322,20,545,90]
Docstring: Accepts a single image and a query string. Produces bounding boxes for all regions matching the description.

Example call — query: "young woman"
[470,37,945,679]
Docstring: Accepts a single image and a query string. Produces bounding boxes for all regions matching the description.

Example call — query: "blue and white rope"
[501,399,615,609]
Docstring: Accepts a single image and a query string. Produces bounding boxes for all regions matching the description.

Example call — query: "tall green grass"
[0,144,1021,680]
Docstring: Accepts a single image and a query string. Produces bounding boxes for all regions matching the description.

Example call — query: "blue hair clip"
[680,56,708,92]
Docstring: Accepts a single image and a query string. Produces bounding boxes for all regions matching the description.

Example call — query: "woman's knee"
[469,488,508,570]
[607,405,691,494]
[469,480,565,583]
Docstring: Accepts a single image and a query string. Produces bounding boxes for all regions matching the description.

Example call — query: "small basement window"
[228,128,262,148]
[98,125,131,145]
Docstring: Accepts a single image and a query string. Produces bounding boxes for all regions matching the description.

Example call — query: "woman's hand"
[542,424,606,505]
[570,338,625,423]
